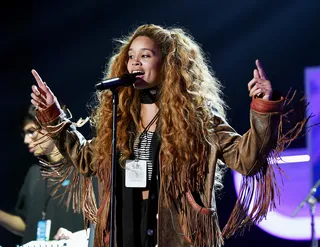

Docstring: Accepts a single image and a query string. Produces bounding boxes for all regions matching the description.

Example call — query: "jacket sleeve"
[216,96,287,238]
[35,103,98,220]
[35,102,96,177]
[214,97,283,175]
[55,124,96,177]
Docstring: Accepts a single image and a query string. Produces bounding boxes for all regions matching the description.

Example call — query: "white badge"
[36,219,51,241]
[125,160,147,188]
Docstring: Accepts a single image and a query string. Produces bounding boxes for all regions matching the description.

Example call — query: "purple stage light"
[233,149,318,240]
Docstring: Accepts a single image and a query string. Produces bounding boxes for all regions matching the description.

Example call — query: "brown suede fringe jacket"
[35,95,308,247]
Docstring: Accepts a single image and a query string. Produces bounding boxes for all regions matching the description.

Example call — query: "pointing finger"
[31,69,46,88]
[253,69,260,79]
[256,59,268,80]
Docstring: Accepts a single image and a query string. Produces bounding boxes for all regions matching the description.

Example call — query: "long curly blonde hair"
[91,24,227,205]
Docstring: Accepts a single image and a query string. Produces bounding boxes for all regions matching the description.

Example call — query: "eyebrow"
[128,48,157,54]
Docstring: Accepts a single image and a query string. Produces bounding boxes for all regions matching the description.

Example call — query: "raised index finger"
[256,59,268,80]
[31,69,46,89]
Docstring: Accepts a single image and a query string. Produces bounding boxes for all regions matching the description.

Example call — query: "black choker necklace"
[140,86,158,104]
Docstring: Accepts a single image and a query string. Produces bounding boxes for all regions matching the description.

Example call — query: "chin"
[134,78,159,89]
[33,151,44,157]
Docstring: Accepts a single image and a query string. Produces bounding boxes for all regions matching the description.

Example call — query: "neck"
[140,103,159,132]
[140,103,159,115]
[140,86,158,104]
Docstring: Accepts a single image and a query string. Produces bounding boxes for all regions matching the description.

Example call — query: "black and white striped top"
[133,131,154,181]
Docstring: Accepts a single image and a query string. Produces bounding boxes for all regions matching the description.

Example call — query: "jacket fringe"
[222,90,311,238]
[39,156,98,224]
[36,118,98,225]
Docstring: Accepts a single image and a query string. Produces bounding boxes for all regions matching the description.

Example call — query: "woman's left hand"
[248,59,273,100]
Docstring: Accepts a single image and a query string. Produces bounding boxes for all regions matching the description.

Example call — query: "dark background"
[1,0,319,246]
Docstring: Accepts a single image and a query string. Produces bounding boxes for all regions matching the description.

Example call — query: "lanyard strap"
[140,111,160,136]
[42,178,51,220]
[136,111,160,161]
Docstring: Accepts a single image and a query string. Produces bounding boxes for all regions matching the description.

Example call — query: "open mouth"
[131,70,145,78]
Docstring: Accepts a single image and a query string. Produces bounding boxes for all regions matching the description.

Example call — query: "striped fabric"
[133,131,154,181]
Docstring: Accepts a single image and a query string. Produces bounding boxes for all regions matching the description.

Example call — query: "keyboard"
[22,239,88,247]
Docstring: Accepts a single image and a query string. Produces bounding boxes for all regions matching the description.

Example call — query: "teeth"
[132,70,144,74]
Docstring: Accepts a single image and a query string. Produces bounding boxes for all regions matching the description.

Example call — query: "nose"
[132,59,141,66]
[24,134,32,144]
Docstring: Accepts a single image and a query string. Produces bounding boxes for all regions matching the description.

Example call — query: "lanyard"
[41,178,51,220]
[136,111,160,161]
[140,111,160,136]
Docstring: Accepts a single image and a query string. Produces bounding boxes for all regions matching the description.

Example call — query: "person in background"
[0,105,86,245]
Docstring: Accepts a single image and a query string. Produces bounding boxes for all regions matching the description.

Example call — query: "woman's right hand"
[30,69,61,111]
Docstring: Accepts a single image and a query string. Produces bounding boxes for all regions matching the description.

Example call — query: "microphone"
[95,72,143,91]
